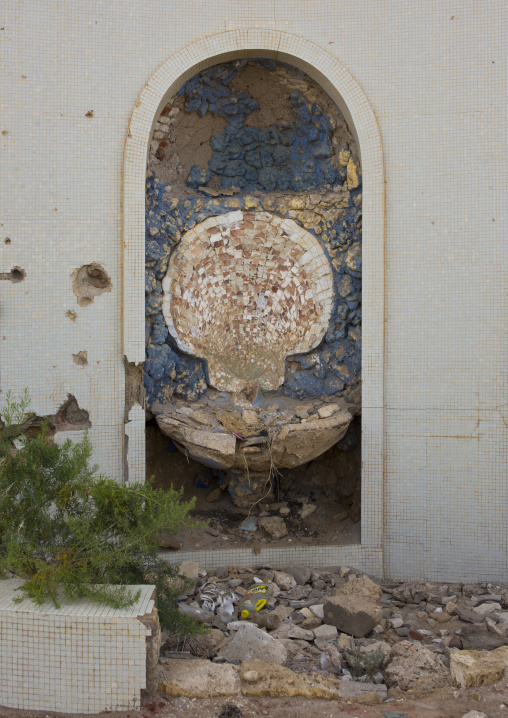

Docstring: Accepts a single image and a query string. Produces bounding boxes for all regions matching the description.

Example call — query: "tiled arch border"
[123,29,385,576]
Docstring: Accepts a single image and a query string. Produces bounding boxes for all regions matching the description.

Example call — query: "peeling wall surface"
[144,60,361,410]
[1,1,507,582]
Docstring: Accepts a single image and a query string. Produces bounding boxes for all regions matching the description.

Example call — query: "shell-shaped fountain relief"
[162,211,334,393]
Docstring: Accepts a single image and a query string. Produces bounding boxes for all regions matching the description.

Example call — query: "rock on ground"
[240,659,340,699]
[383,640,450,694]
[334,576,381,604]
[258,516,288,539]
[158,659,240,698]
[323,594,382,637]
[273,570,297,591]
[222,624,288,665]
[178,561,200,579]
[313,624,338,640]
[459,625,508,651]
[286,565,312,585]
[450,646,508,688]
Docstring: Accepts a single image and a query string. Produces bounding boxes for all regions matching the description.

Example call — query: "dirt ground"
[146,420,362,552]
[2,676,508,718]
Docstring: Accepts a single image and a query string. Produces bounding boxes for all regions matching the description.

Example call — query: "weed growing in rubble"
[0,391,205,634]
[345,645,385,680]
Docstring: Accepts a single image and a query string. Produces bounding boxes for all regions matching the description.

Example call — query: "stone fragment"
[430,612,451,624]
[178,561,200,579]
[324,595,382,638]
[486,616,506,636]
[383,640,449,694]
[317,404,340,419]
[301,615,322,630]
[299,503,316,519]
[459,625,508,651]
[241,409,259,424]
[258,517,288,539]
[240,659,340,699]
[310,604,325,619]
[389,617,404,629]
[287,625,314,640]
[286,565,312,586]
[277,638,308,658]
[445,602,457,615]
[448,636,464,649]
[319,644,342,674]
[271,605,295,621]
[450,646,508,688]
[473,602,502,616]
[222,624,287,665]
[395,627,410,637]
[338,632,354,651]
[159,659,240,698]
[273,571,296,591]
[334,576,381,604]
[456,602,486,624]
[461,712,489,718]
[313,624,338,641]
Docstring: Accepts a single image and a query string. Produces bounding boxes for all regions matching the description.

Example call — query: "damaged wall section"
[145,59,362,413]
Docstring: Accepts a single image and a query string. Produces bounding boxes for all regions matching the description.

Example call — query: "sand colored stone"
[450,646,508,689]
[158,659,240,698]
[240,659,340,699]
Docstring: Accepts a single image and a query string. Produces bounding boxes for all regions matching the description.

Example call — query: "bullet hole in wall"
[71,263,111,307]
[0,267,25,282]
[10,267,25,282]
[72,350,88,366]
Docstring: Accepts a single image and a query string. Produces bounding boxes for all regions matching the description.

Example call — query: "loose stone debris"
[157,564,508,706]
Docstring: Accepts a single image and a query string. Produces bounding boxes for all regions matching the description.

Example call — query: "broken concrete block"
[450,646,508,688]
[323,595,382,637]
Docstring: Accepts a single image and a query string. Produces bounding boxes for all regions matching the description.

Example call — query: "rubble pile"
[157,562,508,704]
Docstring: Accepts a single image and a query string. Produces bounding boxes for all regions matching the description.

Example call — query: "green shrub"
[0,391,205,634]
[344,645,385,679]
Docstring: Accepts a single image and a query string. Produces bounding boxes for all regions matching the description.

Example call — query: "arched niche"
[123,29,385,565]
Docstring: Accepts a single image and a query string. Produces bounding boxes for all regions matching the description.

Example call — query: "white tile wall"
[0,579,154,713]
[1,1,506,584]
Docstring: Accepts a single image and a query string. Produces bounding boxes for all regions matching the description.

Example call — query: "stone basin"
[154,397,352,475]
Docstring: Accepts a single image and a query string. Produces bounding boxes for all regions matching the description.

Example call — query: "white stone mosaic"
[162,211,333,391]
[0,579,155,714]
